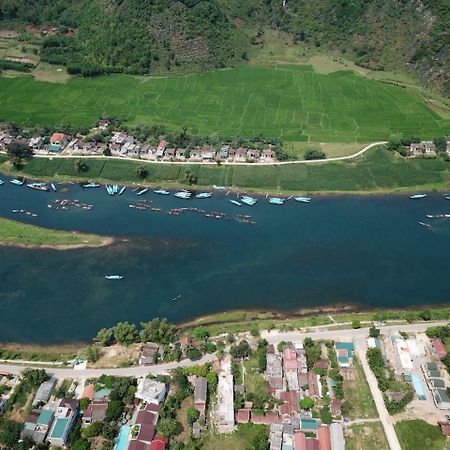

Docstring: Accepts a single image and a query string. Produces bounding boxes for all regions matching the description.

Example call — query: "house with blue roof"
[335,341,354,368]
[47,397,79,447]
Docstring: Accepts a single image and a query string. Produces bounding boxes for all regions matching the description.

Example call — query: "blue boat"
[119,186,127,195]
[136,188,149,196]
[10,178,25,186]
[51,183,57,192]
[294,197,311,203]
[410,194,427,199]
[229,199,242,206]
[241,196,257,206]
[174,191,191,199]
[269,197,285,205]
[196,192,212,199]
[154,189,170,195]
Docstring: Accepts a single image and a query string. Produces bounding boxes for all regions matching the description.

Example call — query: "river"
[0,175,449,342]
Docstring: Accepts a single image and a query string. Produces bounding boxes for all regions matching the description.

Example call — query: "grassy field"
[202,424,268,450]
[345,422,389,450]
[395,420,450,450]
[0,64,448,143]
[0,217,108,248]
[343,357,378,419]
[2,147,450,194]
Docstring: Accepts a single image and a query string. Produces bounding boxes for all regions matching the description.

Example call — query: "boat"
[113,185,119,194]
[83,182,100,188]
[410,194,427,199]
[269,197,285,205]
[119,186,127,195]
[10,178,25,186]
[51,183,57,192]
[154,189,170,195]
[136,188,149,196]
[241,196,257,206]
[171,294,182,301]
[106,185,113,195]
[213,185,227,190]
[105,275,124,280]
[229,199,242,206]
[418,222,431,227]
[174,191,192,199]
[0,180,4,185]
[27,183,49,192]
[294,197,311,203]
[445,196,450,201]
[195,192,212,199]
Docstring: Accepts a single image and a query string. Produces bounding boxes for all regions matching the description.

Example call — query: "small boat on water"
[172,294,182,301]
[105,275,124,280]
[83,182,100,188]
[410,194,427,199]
[27,182,49,192]
[10,178,25,186]
[174,191,192,199]
[269,197,285,205]
[119,186,127,195]
[196,192,212,199]
[0,180,4,185]
[213,185,227,190]
[154,189,170,195]
[106,185,114,195]
[229,199,242,206]
[295,197,311,203]
[418,222,431,227]
[113,185,119,194]
[445,195,450,200]
[241,196,257,206]
[51,183,57,192]
[136,188,149,196]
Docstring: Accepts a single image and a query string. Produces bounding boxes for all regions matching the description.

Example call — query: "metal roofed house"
[33,378,56,407]
[411,374,427,400]
[139,342,162,366]
[432,338,448,360]
[335,342,354,368]
[135,379,167,405]
[150,435,168,450]
[433,388,450,409]
[266,353,283,389]
[318,425,331,450]
[283,348,298,371]
[330,422,345,450]
[294,431,307,450]
[194,376,207,416]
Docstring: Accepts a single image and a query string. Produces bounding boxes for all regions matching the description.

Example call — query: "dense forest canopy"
[0,0,448,91]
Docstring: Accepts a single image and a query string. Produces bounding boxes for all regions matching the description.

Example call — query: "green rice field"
[2,147,450,193]
[0,64,448,142]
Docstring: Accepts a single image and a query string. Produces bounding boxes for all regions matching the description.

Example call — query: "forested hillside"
[0,0,448,92]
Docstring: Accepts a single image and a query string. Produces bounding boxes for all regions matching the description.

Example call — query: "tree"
[230,340,251,359]
[95,328,113,346]
[299,396,315,411]
[136,166,148,179]
[105,400,123,422]
[156,418,182,437]
[206,371,218,392]
[6,141,33,168]
[369,326,380,338]
[0,418,22,449]
[250,328,260,337]
[249,425,269,450]
[193,327,209,341]
[140,318,175,344]
[433,136,447,153]
[72,438,91,450]
[419,310,432,321]
[113,322,138,345]
[352,319,361,329]
[304,149,326,160]
[186,407,200,425]
[184,171,198,185]
[86,345,100,362]
[75,159,88,173]
[82,422,103,438]
[186,346,202,360]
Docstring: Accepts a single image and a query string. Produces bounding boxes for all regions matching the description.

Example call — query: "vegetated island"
[0,217,113,250]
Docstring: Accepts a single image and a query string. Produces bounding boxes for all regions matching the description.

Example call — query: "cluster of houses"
[408,140,450,158]
[13,373,170,450]
[0,123,279,164]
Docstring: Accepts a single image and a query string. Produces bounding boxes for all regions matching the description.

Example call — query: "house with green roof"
[335,341,354,368]
[47,398,79,446]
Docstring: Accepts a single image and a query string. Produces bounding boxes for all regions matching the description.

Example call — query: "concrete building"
[194,376,207,416]
[47,398,78,447]
[216,358,235,433]
[135,378,167,405]
[330,423,345,450]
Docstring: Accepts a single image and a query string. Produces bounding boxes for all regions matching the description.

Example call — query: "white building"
[135,378,167,405]
[216,358,235,433]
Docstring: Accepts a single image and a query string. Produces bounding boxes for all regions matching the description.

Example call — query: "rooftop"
[50,418,69,439]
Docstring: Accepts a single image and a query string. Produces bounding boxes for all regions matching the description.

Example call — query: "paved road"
[261,321,447,344]
[0,142,387,167]
[357,345,402,450]
[0,353,217,379]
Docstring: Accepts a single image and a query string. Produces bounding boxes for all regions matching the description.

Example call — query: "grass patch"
[243,355,268,398]
[0,64,448,142]
[201,423,268,450]
[395,420,449,450]
[0,342,79,362]
[0,217,108,248]
[345,422,389,450]
[343,357,378,419]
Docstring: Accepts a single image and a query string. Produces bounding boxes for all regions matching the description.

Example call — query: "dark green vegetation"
[426,325,450,376]
[366,348,414,414]
[395,420,449,450]
[0,65,448,142]
[1,0,448,92]
[3,369,47,410]
[3,147,450,193]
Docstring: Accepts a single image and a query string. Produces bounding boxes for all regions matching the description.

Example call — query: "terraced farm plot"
[0,65,448,142]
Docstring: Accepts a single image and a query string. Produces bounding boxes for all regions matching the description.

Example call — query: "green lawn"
[3,146,450,193]
[0,217,107,248]
[202,424,268,450]
[0,64,448,142]
[345,422,389,450]
[395,420,450,450]
[343,356,378,419]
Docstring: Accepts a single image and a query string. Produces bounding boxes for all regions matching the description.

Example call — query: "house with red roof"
[81,384,94,401]
[283,348,298,371]
[150,435,168,450]
[432,338,448,360]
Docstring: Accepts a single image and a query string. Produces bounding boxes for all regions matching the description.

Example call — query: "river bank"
[1,146,450,195]
[0,217,112,249]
